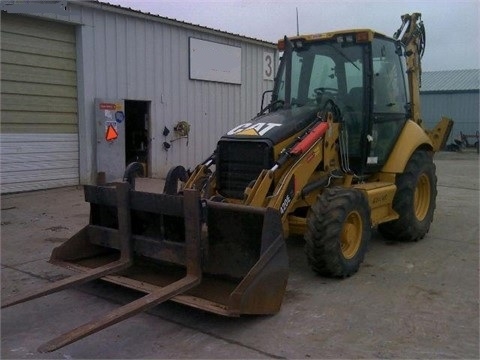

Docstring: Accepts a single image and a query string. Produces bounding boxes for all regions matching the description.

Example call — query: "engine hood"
[222,106,320,144]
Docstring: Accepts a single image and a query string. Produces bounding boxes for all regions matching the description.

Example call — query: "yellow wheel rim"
[414,173,431,221]
[341,210,362,259]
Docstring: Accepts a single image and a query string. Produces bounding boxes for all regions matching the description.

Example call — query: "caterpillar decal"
[227,122,282,136]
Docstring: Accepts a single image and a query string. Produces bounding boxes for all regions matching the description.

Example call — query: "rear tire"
[305,188,371,278]
[379,150,437,242]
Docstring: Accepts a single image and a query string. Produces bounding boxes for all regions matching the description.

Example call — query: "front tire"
[379,150,437,242]
[305,188,371,278]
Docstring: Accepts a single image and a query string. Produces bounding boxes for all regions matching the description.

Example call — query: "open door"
[95,99,126,183]
[125,100,151,177]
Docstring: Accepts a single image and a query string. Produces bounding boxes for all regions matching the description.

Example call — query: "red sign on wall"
[99,103,116,110]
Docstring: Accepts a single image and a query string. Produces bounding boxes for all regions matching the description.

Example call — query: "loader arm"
[242,116,339,231]
[266,133,325,218]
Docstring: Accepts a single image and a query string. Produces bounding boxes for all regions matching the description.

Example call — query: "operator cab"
[271,30,409,174]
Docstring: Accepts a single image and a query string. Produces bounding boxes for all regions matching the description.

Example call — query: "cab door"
[366,37,408,171]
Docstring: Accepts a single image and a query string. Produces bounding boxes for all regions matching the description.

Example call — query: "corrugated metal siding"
[422,70,480,92]
[421,92,479,143]
[72,4,276,178]
[0,13,79,193]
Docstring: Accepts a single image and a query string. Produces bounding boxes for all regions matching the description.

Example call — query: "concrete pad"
[1,186,89,266]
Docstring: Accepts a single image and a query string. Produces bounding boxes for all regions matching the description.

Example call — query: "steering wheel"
[313,87,339,107]
[314,87,338,96]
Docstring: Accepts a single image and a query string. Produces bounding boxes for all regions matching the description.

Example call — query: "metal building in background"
[420,69,479,144]
[0,1,277,193]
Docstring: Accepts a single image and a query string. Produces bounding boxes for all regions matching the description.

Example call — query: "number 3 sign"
[263,52,274,81]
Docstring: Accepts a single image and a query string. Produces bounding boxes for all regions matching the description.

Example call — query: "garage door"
[0,13,78,193]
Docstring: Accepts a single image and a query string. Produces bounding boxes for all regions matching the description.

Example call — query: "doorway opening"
[125,100,151,176]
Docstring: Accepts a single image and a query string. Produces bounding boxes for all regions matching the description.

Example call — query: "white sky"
[105,0,479,71]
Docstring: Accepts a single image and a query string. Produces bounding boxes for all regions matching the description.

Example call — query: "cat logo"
[227,122,282,136]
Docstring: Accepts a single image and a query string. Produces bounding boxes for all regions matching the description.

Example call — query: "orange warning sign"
[105,124,118,141]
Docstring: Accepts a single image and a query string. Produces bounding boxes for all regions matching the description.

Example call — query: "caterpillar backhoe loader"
[2,13,452,352]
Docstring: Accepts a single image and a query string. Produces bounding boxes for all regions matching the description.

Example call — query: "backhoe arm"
[395,13,453,150]
[394,12,425,126]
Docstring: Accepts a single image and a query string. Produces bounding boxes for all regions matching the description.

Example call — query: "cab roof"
[278,29,392,49]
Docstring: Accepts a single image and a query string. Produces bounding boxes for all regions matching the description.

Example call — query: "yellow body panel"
[382,120,432,173]
[354,182,398,226]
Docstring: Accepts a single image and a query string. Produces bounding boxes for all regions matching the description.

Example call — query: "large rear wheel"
[379,150,437,241]
[305,188,371,278]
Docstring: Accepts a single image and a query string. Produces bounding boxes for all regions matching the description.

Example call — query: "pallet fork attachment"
[2,181,288,352]
[2,183,203,352]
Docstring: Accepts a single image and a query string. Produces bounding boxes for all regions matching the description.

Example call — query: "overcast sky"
[105,0,479,72]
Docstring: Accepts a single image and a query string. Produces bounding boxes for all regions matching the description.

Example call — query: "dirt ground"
[1,150,479,359]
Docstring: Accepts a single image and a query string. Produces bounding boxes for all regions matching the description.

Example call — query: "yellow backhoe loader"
[2,13,453,352]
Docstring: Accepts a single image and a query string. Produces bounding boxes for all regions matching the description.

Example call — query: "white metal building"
[0,1,277,193]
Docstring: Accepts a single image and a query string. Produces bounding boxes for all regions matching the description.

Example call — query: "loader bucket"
[2,182,288,351]
[51,185,289,316]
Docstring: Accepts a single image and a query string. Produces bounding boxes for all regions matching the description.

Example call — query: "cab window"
[308,55,338,96]
[372,39,407,113]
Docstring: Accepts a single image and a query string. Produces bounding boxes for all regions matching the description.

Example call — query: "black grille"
[216,140,273,199]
